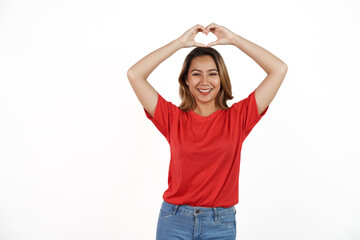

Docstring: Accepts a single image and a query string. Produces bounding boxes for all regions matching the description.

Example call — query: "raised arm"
[127,24,209,118]
[205,22,288,116]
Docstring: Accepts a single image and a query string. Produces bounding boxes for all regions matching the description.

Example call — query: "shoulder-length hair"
[178,47,234,111]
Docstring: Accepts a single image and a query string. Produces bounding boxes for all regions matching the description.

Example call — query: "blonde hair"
[178,47,234,111]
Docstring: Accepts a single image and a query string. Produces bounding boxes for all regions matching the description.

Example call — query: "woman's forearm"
[230,34,287,74]
[127,39,183,80]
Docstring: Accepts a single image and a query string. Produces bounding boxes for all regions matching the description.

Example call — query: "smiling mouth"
[197,88,213,93]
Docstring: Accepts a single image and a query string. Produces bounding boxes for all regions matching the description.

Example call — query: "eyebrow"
[191,69,218,72]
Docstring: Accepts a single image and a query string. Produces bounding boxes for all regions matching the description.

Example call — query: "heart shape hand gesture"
[177,23,237,48]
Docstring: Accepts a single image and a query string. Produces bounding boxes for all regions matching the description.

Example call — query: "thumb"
[194,42,207,47]
[206,41,218,47]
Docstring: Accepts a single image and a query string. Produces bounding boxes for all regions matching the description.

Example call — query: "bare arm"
[206,23,288,116]
[127,39,183,81]
[127,25,208,118]
[230,34,288,115]
[127,40,182,118]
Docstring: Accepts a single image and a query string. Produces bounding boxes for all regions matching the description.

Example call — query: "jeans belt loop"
[173,205,180,215]
[213,207,218,221]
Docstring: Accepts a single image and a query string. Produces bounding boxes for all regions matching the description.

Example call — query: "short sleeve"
[232,89,269,140]
[143,92,172,142]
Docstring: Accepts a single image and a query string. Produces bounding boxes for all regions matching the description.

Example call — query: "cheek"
[213,78,221,86]
[188,79,199,87]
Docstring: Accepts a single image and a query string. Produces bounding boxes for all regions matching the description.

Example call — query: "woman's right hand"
[177,24,209,48]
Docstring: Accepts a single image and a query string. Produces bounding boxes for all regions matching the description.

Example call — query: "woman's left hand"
[205,23,237,47]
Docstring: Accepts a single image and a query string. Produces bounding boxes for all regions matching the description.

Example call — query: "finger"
[194,24,206,33]
[198,25,209,35]
[205,22,216,28]
[207,27,217,34]
[194,42,207,47]
[205,22,217,31]
[206,41,218,47]
[201,26,210,35]
[200,27,209,35]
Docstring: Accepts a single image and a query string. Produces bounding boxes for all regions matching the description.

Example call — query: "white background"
[0,0,359,239]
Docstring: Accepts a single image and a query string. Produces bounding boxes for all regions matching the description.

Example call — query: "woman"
[127,23,287,240]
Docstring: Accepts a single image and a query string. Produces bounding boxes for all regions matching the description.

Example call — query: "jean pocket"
[217,212,236,226]
[159,202,175,217]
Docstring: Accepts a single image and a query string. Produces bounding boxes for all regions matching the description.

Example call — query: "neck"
[193,104,218,117]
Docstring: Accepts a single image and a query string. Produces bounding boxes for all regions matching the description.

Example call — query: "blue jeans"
[156,200,237,240]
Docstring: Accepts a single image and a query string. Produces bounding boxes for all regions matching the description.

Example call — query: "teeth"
[198,89,212,93]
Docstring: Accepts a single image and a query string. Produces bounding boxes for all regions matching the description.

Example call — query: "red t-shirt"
[144,89,269,207]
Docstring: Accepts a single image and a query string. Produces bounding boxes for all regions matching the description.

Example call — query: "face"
[186,55,221,108]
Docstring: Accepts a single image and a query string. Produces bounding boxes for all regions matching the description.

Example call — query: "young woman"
[127,23,287,240]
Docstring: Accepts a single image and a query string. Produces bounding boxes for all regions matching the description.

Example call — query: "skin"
[127,22,287,119]
[186,55,221,117]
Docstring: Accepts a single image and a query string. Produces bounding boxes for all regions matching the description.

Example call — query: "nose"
[200,75,210,83]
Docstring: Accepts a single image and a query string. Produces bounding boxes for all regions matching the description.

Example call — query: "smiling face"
[186,55,221,109]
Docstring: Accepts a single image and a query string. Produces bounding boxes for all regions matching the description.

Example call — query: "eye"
[192,73,200,76]
[210,73,218,76]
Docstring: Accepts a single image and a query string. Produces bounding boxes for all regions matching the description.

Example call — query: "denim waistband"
[161,200,236,219]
